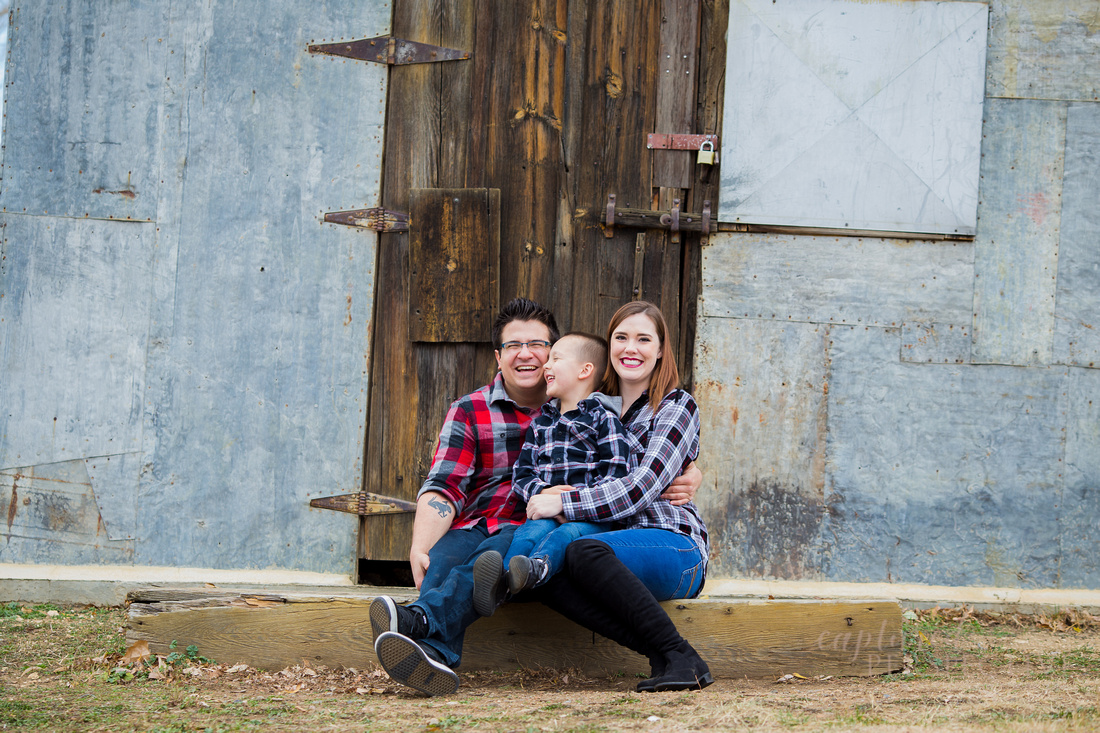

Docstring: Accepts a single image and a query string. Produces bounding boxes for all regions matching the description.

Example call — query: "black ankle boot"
[635,653,668,692]
[643,641,714,692]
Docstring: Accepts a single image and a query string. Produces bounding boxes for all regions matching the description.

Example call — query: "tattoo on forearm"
[428,497,452,518]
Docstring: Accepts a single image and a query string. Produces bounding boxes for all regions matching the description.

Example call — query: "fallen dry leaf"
[120,640,150,666]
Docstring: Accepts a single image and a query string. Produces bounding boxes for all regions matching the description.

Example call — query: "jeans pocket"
[673,556,704,599]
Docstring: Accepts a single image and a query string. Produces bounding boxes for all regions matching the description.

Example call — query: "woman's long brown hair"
[600,300,680,413]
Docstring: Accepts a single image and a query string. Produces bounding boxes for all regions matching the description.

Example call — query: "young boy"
[471,332,638,617]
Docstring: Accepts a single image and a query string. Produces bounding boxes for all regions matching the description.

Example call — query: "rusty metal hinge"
[310,492,417,516]
[603,194,713,243]
[323,207,409,232]
[308,36,470,65]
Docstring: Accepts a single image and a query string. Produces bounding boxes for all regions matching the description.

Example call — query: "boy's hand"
[527,493,564,520]
[661,461,702,505]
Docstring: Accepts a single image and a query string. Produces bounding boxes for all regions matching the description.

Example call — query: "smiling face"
[543,336,593,402]
[494,319,553,400]
[609,312,663,390]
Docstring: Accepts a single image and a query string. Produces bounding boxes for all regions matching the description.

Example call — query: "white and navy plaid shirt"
[511,393,637,502]
[558,389,710,568]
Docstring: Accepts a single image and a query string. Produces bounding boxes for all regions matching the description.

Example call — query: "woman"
[525,300,712,692]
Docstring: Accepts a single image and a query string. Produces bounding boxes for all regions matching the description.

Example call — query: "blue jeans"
[504,518,607,577]
[588,528,705,600]
[409,522,517,668]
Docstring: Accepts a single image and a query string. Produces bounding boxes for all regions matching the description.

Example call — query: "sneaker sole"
[472,551,505,617]
[375,631,459,697]
[507,555,531,595]
[369,596,398,644]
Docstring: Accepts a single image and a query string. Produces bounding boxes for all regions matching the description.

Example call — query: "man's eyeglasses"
[499,340,552,354]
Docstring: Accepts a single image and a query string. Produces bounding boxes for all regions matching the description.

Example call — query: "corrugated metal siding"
[0,0,388,575]
[697,0,1100,589]
[971,98,1064,367]
[1053,103,1100,368]
[986,0,1100,102]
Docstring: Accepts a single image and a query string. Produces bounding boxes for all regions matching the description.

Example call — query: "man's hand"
[410,551,431,590]
[661,460,702,506]
[409,491,455,590]
[527,492,564,520]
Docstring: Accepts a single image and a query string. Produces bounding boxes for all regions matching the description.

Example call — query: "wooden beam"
[126,587,903,679]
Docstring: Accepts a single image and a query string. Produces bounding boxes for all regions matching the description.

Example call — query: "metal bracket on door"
[308,36,470,65]
[322,207,409,232]
[310,492,417,516]
[602,193,712,243]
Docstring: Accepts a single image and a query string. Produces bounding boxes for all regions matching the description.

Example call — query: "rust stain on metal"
[92,188,137,199]
[1017,192,1052,226]
[6,474,19,533]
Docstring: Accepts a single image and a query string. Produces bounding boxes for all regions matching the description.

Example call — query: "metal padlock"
[697,139,715,165]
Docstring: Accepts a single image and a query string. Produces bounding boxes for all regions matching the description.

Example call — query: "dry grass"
[2,602,1099,731]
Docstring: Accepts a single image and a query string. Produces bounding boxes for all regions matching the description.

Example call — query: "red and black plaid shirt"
[418,373,541,533]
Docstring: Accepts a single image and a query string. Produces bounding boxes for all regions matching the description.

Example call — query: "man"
[370,298,699,696]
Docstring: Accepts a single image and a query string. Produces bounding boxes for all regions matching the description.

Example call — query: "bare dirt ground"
[2,603,1099,732]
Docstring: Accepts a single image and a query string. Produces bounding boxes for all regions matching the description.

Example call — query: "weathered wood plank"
[971,99,1064,367]
[126,589,903,678]
[408,188,500,342]
[699,232,975,329]
[363,0,444,560]
[1052,103,1100,368]
[571,0,662,333]
[652,0,701,189]
[986,0,1100,102]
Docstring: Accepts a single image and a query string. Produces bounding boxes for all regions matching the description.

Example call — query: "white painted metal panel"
[971,99,1064,367]
[720,0,988,235]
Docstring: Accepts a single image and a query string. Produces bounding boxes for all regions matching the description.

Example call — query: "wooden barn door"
[354,0,726,575]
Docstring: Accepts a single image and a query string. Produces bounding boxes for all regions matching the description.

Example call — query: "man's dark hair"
[491,298,560,347]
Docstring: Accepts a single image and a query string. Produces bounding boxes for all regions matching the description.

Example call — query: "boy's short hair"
[560,331,608,385]
[491,298,561,347]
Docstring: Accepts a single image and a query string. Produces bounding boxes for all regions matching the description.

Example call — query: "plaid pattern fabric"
[511,395,637,502]
[559,389,710,567]
[418,373,540,533]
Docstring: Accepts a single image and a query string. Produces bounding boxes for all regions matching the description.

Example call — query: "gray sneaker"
[370,596,428,644]
[375,631,459,696]
[507,555,549,594]
[472,550,508,617]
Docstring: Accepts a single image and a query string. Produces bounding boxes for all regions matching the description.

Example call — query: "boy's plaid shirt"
[558,389,710,567]
[418,372,540,533]
[510,394,637,502]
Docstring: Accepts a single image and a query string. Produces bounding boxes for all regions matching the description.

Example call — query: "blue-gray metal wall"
[0,1,389,574]
[696,0,1100,589]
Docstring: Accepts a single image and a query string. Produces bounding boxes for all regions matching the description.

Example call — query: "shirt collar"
[488,372,543,414]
